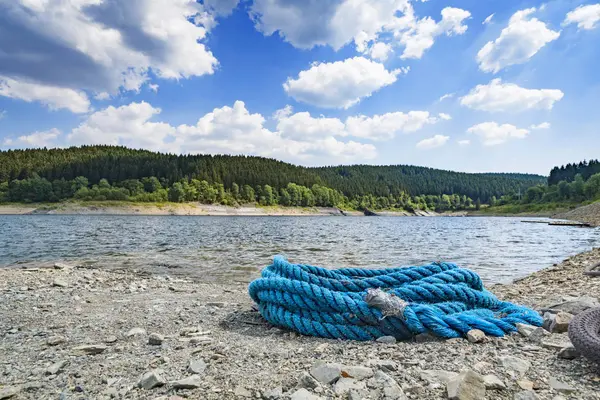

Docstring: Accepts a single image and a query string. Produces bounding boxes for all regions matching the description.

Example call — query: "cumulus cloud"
[345,111,439,141]
[563,4,600,30]
[416,135,449,149]
[467,122,529,146]
[438,113,452,121]
[477,8,560,73]
[460,79,564,112]
[0,0,219,112]
[530,122,551,130]
[3,128,62,148]
[283,57,402,109]
[0,76,90,113]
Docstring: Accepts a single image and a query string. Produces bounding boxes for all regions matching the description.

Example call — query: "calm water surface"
[0,215,598,284]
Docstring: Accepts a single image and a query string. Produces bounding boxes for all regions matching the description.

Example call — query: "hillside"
[0,146,544,203]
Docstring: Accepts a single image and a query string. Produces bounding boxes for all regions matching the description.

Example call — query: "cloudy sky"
[1,0,599,174]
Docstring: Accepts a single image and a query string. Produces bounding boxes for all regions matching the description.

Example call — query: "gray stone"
[368,359,398,372]
[549,377,575,394]
[549,312,573,333]
[446,370,485,400]
[541,336,572,351]
[517,380,534,391]
[309,362,342,384]
[543,312,556,331]
[126,327,146,338]
[234,386,252,397]
[543,296,599,315]
[72,344,107,355]
[188,359,207,374]
[137,370,166,390]
[0,386,19,399]
[415,333,437,343]
[557,346,580,359]
[483,374,506,390]
[372,370,407,399]
[148,333,164,345]
[262,386,283,399]
[376,336,397,344]
[290,389,323,400]
[516,323,537,337]
[528,327,550,343]
[298,372,320,390]
[45,360,68,375]
[46,335,66,346]
[514,391,538,400]
[333,378,366,395]
[52,278,68,288]
[105,335,118,344]
[420,370,458,385]
[499,356,531,377]
[466,329,486,343]
[171,375,203,389]
[342,366,374,381]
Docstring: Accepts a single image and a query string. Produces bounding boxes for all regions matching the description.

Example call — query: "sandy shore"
[0,203,465,217]
[1,249,600,399]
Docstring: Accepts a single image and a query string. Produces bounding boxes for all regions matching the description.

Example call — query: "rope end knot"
[364,288,408,320]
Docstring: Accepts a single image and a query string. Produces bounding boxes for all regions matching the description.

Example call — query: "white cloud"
[438,113,452,121]
[345,111,438,141]
[439,93,454,102]
[283,57,402,109]
[203,0,240,16]
[530,122,551,130]
[416,134,449,149]
[0,76,90,113]
[94,92,111,101]
[275,112,346,140]
[477,8,560,73]
[367,42,394,61]
[467,122,529,146]
[460,79,564,112]
[148,84,159,93]
[398,7,471,59]
[458,139,471,146]
[483,13,495,25]
[0,0,219,111]
[4,128,62,148]
[563,4,600,30]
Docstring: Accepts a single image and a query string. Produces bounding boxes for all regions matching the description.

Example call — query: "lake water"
[0,215,598,284]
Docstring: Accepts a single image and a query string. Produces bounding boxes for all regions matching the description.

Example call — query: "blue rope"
[248,256,542,341]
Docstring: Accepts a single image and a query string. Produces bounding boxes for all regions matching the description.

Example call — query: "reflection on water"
[0,215,598,284]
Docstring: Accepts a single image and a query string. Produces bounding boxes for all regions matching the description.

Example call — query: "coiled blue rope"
[248,256,542,341]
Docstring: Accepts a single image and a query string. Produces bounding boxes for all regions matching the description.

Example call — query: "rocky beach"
[1,249,600,400]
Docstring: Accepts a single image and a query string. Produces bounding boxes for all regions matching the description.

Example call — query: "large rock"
[188,359,207,375]
[549,377,575,394]
[557,346,580,360]
[0,386,19,399]
[170,375,203,389]
[52,278,68,288]
[446,370,485,400]
[370,370,407,400]
[541,336,572,351]
[289,389,323,400]
[342,366,374,381]
[542,296,599,315]
[138,370,166,390]
[516,324,536,337]
[148,333,164,345]
[499,356,530,377]
[298,372,320,390]
[234,386,252,397]
[483,374,506,390]
[309,363,342,384]
[263,387,283,400]
[549,312,573,333]
[45,360,68,375]
[527,327,550,343]
[332,378,366,396]
[420,370,458,386]
[514,391,538,400]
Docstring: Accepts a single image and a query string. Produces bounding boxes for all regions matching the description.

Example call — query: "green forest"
[0,146,546,211]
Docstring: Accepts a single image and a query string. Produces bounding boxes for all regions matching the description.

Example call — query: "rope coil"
[248,256,543,341]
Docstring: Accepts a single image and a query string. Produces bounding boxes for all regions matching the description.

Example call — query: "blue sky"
[1,0,599,175]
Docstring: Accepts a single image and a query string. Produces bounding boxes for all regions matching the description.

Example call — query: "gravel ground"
[1,250,600,400]
[555,202,600,227]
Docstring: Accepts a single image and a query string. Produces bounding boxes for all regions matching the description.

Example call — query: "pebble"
[466,329,486,343]
[557,346,579,359]
[148,333,164,345]
[446,370,485,400]
[137,369,166,390]
[514,391,538,400]
[549,377,576,394]
[45,360,68,375]
[234,386,252,397]
[105,335,118,344]
[188,359,207,374]
[499,356,530,377]
[0,386,19,399]
[126,327,146,338]
[52,278,68,288]
[483,374,506,390]
[72,344,107,355]
[549,312,573,333]
[376,336,397,344]
[309,362,342,384]
[290,388,322,400]
[170,375,203,389]
[262,386,283,399]
[46,335,66,346]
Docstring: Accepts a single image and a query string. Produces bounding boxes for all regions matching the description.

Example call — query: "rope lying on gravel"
[248,256,543,341]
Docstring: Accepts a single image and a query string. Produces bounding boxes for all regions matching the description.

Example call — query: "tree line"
[0,146,545,204]
[548,160,600,185]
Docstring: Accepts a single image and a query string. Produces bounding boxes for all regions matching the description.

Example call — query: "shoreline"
[1,249,600,399]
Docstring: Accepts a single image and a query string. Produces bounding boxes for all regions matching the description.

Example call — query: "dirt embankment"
[1,250,600,399]
[554,202,600,227]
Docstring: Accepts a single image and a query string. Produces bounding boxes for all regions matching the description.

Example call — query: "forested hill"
[0,146,544,202]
